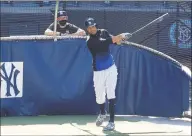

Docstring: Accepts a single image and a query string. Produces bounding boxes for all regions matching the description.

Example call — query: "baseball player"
[84,17,128,131]
[45,10,85,36]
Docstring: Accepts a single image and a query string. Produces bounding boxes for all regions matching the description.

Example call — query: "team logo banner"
[0,62,23,98]
[170,19,191,49]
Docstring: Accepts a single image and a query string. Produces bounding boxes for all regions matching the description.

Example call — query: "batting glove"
[120,33,132,40]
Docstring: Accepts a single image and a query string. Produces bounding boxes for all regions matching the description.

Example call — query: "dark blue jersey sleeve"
[101,29,113,38]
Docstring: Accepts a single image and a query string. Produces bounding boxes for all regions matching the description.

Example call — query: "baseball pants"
[93,64,118,104]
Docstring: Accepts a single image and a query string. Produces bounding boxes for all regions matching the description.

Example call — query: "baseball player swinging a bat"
[84,17,131,131]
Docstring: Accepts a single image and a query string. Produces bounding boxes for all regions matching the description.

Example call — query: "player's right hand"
[112,35,124,45]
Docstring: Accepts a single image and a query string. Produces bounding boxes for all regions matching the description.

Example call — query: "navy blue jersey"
[86,29,114,71]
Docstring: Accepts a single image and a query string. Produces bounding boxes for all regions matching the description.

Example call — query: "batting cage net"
[1,1,191,70]
[0,1,191,117]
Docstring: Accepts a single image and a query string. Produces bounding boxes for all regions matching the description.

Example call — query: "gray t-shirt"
[48,22,79,34]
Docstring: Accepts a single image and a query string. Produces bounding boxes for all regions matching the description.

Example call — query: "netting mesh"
[0,1,191,66]
[1,1,191,71]
[0,1,191,109]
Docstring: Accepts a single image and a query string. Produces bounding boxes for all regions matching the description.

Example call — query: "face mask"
[59,20,67,26]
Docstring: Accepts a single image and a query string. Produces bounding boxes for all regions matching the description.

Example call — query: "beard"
[89,30,98,37]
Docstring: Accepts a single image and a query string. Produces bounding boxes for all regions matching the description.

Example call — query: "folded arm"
[44,28,61,36]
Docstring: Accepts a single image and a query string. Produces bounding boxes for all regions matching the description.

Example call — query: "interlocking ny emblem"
[0,62,23,98]
[169,19,191,48]
[178,25,191,43]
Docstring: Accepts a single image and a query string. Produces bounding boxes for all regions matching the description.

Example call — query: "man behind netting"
[45,10,85,36]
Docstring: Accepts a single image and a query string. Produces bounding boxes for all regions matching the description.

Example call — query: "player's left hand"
[116,35,124,45]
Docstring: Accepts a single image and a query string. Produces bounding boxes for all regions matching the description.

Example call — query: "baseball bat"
[54,0,59,42]
[123,13,169,40]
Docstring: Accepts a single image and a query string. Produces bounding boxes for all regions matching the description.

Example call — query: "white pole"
[54,0,59,41]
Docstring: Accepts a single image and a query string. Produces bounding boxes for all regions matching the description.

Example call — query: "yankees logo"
[0,62,23,98]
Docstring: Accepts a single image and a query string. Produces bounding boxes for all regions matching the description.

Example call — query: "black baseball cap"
[57,11,67,17]
[85,17,96,28]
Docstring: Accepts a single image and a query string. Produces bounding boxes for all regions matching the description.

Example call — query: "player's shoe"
[96,113,107,126]
[103,122,115,131]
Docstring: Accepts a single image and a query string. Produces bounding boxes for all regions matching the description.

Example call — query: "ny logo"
[178,25,191,43]
[59,11,63,15]
[0,62,23,98]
